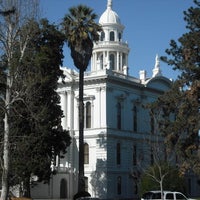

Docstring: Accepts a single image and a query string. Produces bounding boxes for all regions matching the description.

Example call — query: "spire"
[155,54,160,69]
[152,54,162,77]
[107,0,112,9]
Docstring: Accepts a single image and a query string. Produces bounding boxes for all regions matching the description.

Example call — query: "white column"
[103,51,106,68]
[107,51,110,69]
[91,100,94,128]
[126,54,128,67]
[91,53,94,71]
[96,87,101,128]
[120,52,123,71]
[66,90,75,132]
[117,51,119,71]
[105,29,109,41]
[101,87,106,127]
[60,91,67,130]
[94,52,97,71]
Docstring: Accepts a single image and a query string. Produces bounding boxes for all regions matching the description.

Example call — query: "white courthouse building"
[31,0,200,199]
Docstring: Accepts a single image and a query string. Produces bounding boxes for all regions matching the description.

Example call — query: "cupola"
[99,0,121,25]
[91,0,129,75]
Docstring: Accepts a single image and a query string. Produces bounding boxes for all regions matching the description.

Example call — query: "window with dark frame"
[133,145,137,166]
[117,102,121,129]
[84,177,88,192]
[117,176,122,195]
[86,102,91,128]
[133,105,137,132]
[110,54,115,70]
[116,143,121,165]
[110,31,115,41]
[100,31,105,41]
[84,143,89,164]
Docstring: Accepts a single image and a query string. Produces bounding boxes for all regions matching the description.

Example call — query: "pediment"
[145,76,172,91]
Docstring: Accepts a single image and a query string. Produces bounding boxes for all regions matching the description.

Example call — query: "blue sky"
[40,0,194,80]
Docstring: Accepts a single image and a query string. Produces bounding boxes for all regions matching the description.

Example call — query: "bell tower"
[91,0,130,75]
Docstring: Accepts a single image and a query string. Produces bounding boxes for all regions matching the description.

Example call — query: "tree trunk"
[23,175,31,198]
[160,180,164,200]
[78,68,85,193]
[1,74,11,200]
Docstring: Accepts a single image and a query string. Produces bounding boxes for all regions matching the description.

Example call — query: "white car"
[141,191,194,200]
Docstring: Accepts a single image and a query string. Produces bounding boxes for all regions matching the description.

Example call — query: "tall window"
[133,145,137,166]
[110,31,114,41]
[118,32,121,41]
[133,105,137,132]
[100,31,105,41]
[116,143,121,165]
[122,53,126,67]
[60,179,67,198]
[84,177,88,192]
[150,114,154,134]
[110,54,115,70]
[84,143,89,164]
[86,102,91,128]
[117,102,121,129]
[100,54,103,69]
[117,176,122,195]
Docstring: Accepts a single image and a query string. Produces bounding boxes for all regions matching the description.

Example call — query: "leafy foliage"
[154,0,200,175]
[0,19,71,196]
[139,163,186,196]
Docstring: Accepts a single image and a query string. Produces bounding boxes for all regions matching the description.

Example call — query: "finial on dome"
[152,54,162,77]
[107,0,112,9]
[155,54,160,69]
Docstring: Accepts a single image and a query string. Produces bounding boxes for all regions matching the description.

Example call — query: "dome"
[99,0,121,25]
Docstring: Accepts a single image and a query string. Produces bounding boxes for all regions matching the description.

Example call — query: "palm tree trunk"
[78,68,85,192]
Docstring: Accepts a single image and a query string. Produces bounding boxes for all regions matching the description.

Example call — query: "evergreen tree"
[0,19,71,197]
[154,0,200,175]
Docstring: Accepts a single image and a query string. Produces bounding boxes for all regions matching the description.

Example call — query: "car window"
[142,192,161,200]
[166,193,174,200]
[152,193,161,199]
[176,193,187,200]
[142,192,154,199]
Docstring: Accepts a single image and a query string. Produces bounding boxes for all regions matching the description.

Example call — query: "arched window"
[122,53,126,67]
[60,179,67,198]
[116,143,121,165]
[133,105,137,132]
[133,145,137,166]
[117,102,121,129]
[110,54,115,70]
[86,102,91,128]
[150,111,155,134]
[84,177,89,192]
[118,54,121,70]
[118,32,121,41]
[110,31,114,41]
[84,143,89,164]
[100,31,105,41]
[100,54,103,69]
[117,176,122,195]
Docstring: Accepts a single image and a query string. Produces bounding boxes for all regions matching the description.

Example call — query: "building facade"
[31,0,200,199]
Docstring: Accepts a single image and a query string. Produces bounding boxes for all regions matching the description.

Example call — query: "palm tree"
[61,5,102,196]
